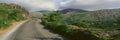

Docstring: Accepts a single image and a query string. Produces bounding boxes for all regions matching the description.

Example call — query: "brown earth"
[0,20,28,36]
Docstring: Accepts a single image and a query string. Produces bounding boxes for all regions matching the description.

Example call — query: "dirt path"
[5,19,63,40]
[0,20,28,40]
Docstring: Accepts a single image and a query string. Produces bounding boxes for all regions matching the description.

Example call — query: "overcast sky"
[0,0,120,11]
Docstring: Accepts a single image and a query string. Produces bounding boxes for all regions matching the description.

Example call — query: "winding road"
[0,12,64,40]
[5,19,63,40]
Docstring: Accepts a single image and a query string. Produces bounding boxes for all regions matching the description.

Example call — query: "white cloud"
[0,0,57,11]
[25,0,56,11]
[60,0,120,10]
[75,0,97,5]
[1,0,120,11]
[60,0,73,6]
[22,0,57,11]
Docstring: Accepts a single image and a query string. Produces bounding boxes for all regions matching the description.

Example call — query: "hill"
[0,3,28,29]
[83,9,120,21]
[60,8,87,14]
[62,9,120,40]
[37,10,51,13]
[63,9,120,21]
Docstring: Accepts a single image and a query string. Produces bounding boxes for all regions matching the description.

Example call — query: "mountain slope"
[62,9,120,40]
[83,9,120,21]
[0,3,28,29]
[63,9,120,21]
[60,8,87,14]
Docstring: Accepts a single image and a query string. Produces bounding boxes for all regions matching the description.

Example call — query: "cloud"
[60,0,120,10]
[23,0,56,11]
[1,0,120,11]
[0,0,57,11]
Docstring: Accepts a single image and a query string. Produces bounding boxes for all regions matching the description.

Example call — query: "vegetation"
[41,9,120,40]
[63,9,120,40]
[41,11,98,40]
[41,11,70,33]
[0,3,27,29]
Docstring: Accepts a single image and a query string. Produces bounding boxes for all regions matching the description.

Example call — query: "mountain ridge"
[60,8,87,14]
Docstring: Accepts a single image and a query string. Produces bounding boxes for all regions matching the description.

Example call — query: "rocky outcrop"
[9,3,29,18]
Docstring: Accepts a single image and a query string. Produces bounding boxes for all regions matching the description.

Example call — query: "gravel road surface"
[6,19,63,40]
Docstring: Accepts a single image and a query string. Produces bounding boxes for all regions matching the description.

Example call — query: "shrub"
[0,3,26,29]
[41,11,98,40]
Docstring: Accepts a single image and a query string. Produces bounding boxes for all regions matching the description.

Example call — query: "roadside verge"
[0,20,29,40]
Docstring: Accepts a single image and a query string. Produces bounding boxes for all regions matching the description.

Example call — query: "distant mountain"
[37,10,51,13]
[62,9,120,40]
[38,10,49,12]
[63,8,120,21]
[60,8,87,14]
[83,9,120,21]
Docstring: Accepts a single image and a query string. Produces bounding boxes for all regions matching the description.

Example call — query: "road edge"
[0,20,29,40]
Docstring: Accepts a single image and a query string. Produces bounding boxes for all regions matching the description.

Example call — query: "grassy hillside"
[63,9,120,40]
[41,9,120,40]
[64,9,120,29]
[41,11,98,40]
[0,3,28,29]
[60,8,87,14]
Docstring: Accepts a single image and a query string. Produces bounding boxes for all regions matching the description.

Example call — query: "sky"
[0,0,120,11]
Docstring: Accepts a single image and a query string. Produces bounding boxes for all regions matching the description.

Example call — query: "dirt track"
[6,19,63,40]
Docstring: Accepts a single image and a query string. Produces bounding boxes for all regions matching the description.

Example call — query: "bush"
[0,3,26,29]
[41,11,98,40]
